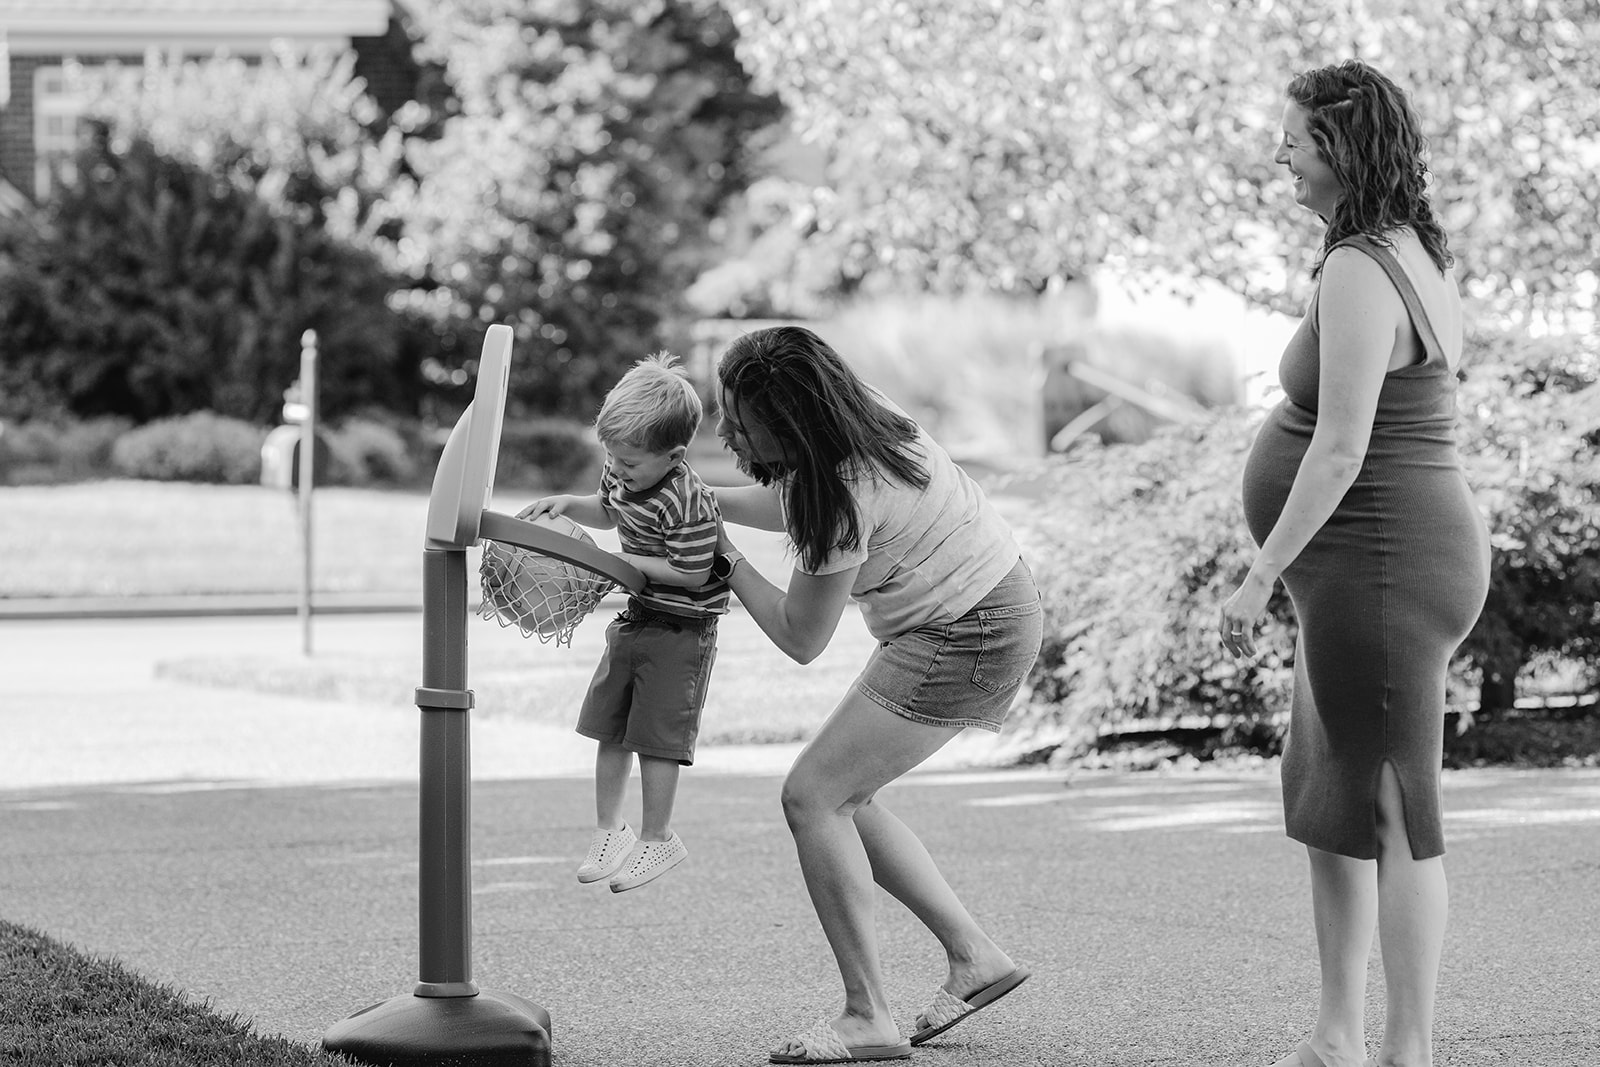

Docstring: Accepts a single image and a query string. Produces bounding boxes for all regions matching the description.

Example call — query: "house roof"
[0,0,392,54]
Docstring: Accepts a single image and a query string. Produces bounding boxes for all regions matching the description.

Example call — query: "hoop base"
[323,989,552,1067]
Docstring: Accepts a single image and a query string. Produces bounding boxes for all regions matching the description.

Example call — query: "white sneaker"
[576,824,637,883]
[608,832,687,893]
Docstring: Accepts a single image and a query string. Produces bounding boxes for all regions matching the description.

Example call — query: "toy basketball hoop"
[325,324,643,1067]
[479,511,616,646]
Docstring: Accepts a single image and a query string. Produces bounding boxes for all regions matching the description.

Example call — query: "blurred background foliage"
[1014,325,1598,763]
[0,0,1595,761]
[720,0,1600,327]
[391,0,783,416]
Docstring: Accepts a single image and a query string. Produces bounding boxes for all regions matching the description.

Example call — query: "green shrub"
[1011,410,1295,758]
[493,419,602,492]
[327,416,418,487]
[1012,322,1599,763]
[111,412,266,484]
[0,416,131,484]
[1456,324,1600,717]
[0,421,64,485]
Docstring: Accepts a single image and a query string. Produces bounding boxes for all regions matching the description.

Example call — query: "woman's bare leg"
[1373,761,1446,1067]
[773,692,986,1052]
[853,800,1016,996]
[1276,844,1377,1067]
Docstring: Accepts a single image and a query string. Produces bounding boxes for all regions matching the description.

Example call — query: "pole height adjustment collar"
[414,687,474,711]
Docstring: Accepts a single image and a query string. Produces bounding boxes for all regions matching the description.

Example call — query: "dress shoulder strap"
[1330,235,1449,368]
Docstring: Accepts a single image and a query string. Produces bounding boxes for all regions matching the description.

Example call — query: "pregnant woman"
[1222,60,1491,1067]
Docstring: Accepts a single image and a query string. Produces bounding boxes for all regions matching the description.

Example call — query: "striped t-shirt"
[598,460,729,617]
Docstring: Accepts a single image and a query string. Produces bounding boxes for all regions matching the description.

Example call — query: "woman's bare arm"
[713,484,785,532]
[1250,247,1401,582]
[719,535,858,664]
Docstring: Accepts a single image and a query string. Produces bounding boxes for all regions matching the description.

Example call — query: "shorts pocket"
[686,624,718,712]
[971,600,1044,694]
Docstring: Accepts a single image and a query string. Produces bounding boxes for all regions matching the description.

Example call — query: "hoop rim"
[477,510,646,594]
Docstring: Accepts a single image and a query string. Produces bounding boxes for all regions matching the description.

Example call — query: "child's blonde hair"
[595,352,702,453]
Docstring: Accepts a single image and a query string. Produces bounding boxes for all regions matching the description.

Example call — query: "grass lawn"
[0,921,349,1067]
[7,479,851,746]
[2,481,433,599]
[0,467,776,601]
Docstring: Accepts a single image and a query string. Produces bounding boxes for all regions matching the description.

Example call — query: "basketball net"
[477,539,615,646]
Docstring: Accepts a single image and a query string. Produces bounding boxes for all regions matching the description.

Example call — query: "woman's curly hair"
[1288,60,1452,275]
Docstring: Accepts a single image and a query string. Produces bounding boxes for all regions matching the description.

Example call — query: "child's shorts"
[856,560,1043,733]
[576,601,719,765]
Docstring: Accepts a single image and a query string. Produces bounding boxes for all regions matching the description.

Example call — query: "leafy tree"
[393,0,783,416]
[724,0,1600,323]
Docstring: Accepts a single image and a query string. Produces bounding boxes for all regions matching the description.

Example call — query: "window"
[34,64,88,199]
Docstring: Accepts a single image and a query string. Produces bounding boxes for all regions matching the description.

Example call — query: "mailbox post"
[274,330,320,655]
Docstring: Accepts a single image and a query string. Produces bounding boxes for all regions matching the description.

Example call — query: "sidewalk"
[0,589,426,620]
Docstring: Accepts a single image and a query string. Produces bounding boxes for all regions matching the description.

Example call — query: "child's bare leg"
[595,742,633,829]
[637,755,681,841]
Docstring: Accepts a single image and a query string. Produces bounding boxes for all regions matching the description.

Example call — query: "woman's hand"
[1220,568,1276,659]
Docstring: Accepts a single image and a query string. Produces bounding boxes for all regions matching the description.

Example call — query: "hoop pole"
[414,547,477,997]
[323,325,552,1066]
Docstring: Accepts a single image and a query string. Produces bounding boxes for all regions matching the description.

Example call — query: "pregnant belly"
[1241,415,1304,548]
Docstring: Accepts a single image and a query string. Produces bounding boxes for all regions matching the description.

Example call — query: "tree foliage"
[1457,328,1600,716]
[725,0,1600,323]
[1011,326,1600,751]
[392,0,783,415]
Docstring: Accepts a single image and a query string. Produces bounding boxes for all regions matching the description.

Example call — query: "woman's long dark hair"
[1287,60,1452,275]
[717,326,929,571]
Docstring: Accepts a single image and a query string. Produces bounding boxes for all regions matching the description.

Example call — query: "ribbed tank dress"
[1241,235,1490,861]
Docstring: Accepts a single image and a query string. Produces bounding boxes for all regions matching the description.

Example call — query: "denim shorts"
[856,560,1043,733]
[576,601,719,765]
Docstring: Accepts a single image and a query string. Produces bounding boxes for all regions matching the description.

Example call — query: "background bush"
[493,419,603,492]
[1012,410,1295,759]
[325,417,419,487]
[110,413,266,484]
[0,417,130,485]
[0,127,417,427]
[1455,325,1600,718]
[1012,324,1599,761]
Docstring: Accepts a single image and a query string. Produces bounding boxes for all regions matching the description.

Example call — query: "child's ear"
[667,445,687,464]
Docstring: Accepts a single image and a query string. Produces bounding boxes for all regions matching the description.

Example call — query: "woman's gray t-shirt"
[786,419,1021,642]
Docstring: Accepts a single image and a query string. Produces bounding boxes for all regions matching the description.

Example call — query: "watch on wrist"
[711,550,745,582]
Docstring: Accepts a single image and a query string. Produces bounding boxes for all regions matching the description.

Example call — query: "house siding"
[0,55,41,193]
[1,51,152,199]
[0,2,412,201]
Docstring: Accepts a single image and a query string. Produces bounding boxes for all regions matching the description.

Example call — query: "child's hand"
[521,496,569,520]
